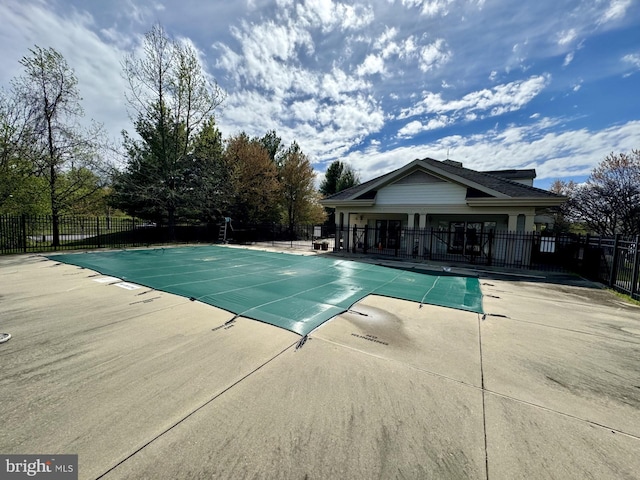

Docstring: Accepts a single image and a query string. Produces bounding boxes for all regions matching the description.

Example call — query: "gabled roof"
[480,168,536,181]
[320,157,565,207]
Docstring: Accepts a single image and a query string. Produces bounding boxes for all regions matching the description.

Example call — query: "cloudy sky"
[1,0,639,189]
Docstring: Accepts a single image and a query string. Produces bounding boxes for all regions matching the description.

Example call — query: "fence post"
[428,228,434,260]
[631,235,639,300]
[21,213,27,253]
[96,217,101,248]
[609,234,621,288]
[487,230,493,266]
[363,225,369,254]
[352,225,357,253]
[583,233,589,275]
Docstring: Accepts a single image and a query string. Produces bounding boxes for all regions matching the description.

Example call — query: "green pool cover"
[50,246,483,336]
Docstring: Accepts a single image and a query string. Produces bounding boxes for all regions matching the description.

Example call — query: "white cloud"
[397,116,450,137]
[398,36,418,59]
[1,0,636,190]
[600,0,632,23]
[374,27,398,50]
[557,28,577,46]
[295,0,374,32]
[0,1,131,144]
[123,0,158,25]
[290,99,319,122]
[397,120,424,138]
[320,67,371,99]
[337,2,375,30]
[401,0,453,17]
[398,74,550,122]
[622,53,640,69]
[418,38,450,72]
[356,54,386,76]
[218,19,317,98]
[563,52,574,67]
[344,119,640,185]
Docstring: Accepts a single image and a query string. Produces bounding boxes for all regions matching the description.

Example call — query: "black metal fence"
[335,225,640,301]
[336,226,584,269]
[1,214,638,301]
[584,234,640,301]
[0,214,220,254]
[229,223,335,246]
[0,215,334,255]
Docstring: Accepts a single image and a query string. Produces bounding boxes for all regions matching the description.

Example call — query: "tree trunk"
[168,206,176,242]
[49,164,60,247]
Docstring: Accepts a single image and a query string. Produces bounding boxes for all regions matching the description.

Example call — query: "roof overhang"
[319,199,376,208]
[466,197,566,207]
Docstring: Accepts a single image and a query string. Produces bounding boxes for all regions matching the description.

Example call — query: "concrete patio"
[0,249,639,479]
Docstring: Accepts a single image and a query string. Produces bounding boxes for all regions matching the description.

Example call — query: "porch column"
[337,210,347,251]
[507,214,518,231]
[522,215,536,267]
[407,212,418,230]
[407,212,418,255]
[524,214,535,232]
[418,214,427,258]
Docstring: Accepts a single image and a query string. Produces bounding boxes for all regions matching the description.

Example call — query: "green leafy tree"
[279,142,326,233]
[61,168,110,216]
[258,129,283,164]
[319,160,360,226]
[186,117,231,221]
[112,104,187,223]
[319,160,360,196]
[224,133,280,224]
[117,24,225,236]
[336,167,359,192]
[319,161,344,197]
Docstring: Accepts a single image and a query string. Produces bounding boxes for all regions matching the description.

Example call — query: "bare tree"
[0,87,40,212]
[553,150,640,236]
[15,46,106,245]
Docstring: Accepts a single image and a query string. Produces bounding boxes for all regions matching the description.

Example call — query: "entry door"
[376,220,401,248]
[447,221,483,254]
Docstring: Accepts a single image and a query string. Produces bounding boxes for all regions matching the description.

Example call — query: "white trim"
[466,198,565,207]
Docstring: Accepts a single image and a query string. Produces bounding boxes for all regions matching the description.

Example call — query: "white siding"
[376,182,467,205]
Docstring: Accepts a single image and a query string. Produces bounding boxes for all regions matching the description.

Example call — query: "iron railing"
[1,214,638,301]
[0,214,219,254]
[335,226,584,270]
[333,225,639,300]
[585,234,640,301]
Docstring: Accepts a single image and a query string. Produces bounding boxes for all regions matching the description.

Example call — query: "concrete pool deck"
[1,248,639,479]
